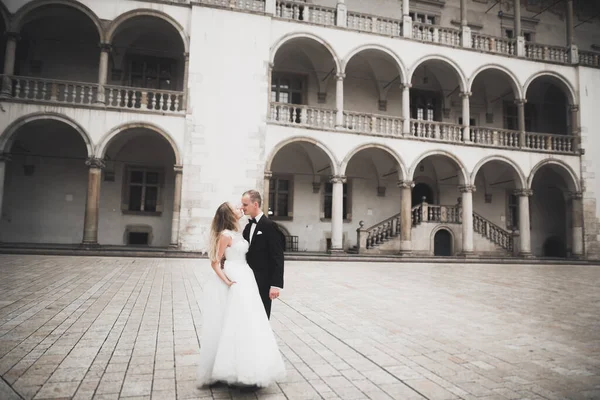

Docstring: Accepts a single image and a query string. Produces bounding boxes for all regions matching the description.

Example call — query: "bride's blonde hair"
[208,202,238,262]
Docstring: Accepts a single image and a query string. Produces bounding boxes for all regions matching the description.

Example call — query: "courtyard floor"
[0,255,598,400]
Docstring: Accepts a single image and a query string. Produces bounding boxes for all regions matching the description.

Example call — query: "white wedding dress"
[197,229,286,387]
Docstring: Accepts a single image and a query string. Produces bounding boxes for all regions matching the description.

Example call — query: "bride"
[197,202,286,388]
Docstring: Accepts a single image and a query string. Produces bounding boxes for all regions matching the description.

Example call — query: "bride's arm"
[211,235,235,287]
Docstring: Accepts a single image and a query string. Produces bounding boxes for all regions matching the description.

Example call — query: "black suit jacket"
[243,215,284,292]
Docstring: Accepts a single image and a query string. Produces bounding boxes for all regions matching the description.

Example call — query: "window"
[128,56,176,90]
[323,182,350,220]
[271,73,306,104]
[410,12,436,25]
[411,90,440,121]
[268,177,293,219]
[504,29,533,41]
[124,168,163,214]
[504,101,535,131]
[507,193,518,230]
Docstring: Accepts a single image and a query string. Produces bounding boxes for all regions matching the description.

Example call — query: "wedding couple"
[196,190,286,389]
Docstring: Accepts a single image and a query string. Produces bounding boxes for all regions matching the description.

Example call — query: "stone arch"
[11,0,105,42]
[269,32,342,74]
[0,2,10,30]
[470,155,527,189]
[340,143,406,180]
[106,9,189,53]
[0,112,93,157]
[523,71,576,105]
[342,44,407,84]
[409,150,468,184]
[96,122,182,165]
[430,225,456,256]
[468,64,523,99]
[408,55,468,92]
[528,158,580,192]
[265,136,339,175]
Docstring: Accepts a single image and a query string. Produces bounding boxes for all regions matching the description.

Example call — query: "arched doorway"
[543,236,567,258]
[434,229,452,256]
[412,182,434,206]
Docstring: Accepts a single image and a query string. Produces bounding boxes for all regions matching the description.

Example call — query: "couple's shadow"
[208,381,260,393]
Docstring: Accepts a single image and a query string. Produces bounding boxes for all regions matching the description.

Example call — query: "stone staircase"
[352,201,514,256]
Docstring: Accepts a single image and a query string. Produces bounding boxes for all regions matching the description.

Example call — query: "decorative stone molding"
[264,170,273,180]
[85,157,105,169]
[460,91,472,98]
[402,83,412,90]
[514,98,527,105]
[569,104,580,112]
[173,164,183,174]
[0,153,11,162]
[569,191,583,200]
[459,184,476,193]
[312,182,321,193]
[336,73,346,81]
[513,189,533,197]
[378,100,387,112]
[397,180,415,189]
[5,31,20,41]
[317,92,327,103]
[330,175,347,184]
[99,43,112,52]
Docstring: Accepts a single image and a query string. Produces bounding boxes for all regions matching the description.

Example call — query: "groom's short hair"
[243,190,262,207]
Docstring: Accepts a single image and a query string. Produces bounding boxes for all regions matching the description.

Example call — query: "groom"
[241,190,284,319]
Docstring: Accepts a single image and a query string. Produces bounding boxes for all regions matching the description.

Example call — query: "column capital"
[336,73,346,81]
[460,91,472,98]
[513,189,533,197]
[183,52,190,60]
[569,104,580,112]
[459,184,476,193]
[98,43,112,52]
[85,157,105,169]
[397,180,414,189]
[402,83,412,90]
[569,191,583,200]
[264,170,273,179]
[330,174,347,184]
[0,153,11,162]
[173,164,183,174]
[514,98,527,106]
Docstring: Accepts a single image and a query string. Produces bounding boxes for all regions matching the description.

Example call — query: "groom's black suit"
[243,214,284,319]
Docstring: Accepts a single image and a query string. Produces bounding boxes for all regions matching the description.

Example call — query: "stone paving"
[0,255,599,400]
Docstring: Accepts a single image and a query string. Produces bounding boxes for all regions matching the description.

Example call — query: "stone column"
[461,92,472,142]
[336,0,347,27]
[182,52,190,110]
[515,189,533,257]
[516,99,527,148]
[402,83,411,136]
[398,180,414,254]
[402,0,412,38]
[0,153,9,219]
[514,0,526,57]
[170,165,183,248]
[335,73,345,128]
[570,191,584,258]
[330,175,346,252]
[265,0,276,15]
[460,0,471,48]
[1,32,19,97]
[570,104,580,151]
[262,170,273,215]
[96,43,111,104]
[459,185,475,256]
[82,157,105,245]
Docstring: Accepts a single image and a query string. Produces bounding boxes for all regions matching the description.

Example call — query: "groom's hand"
[269,287,280,300]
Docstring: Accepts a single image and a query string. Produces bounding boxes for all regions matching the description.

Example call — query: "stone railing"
[579,51,600,68]
[9,76,99,105]
[275,1,336,25]
[105,86,185,113]
[197,0,264,12]
[410,120,463,143]
[269,102,336,129]
[524,132,574,153]
[470,127,520,149]
[473,212,513,251]
[413,23,461,46]
[525,42,569,63]
[356,214,401,252]
[412,202,460,226]
[342,111,403,137]
[347,12,402,37]
[471,34,516,56]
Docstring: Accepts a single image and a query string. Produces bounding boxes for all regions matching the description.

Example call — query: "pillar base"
[80,241,100,248]
[169,243,180,249]
[519,251,534,258]
[328,247,345,254]
[460,251,477,258]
